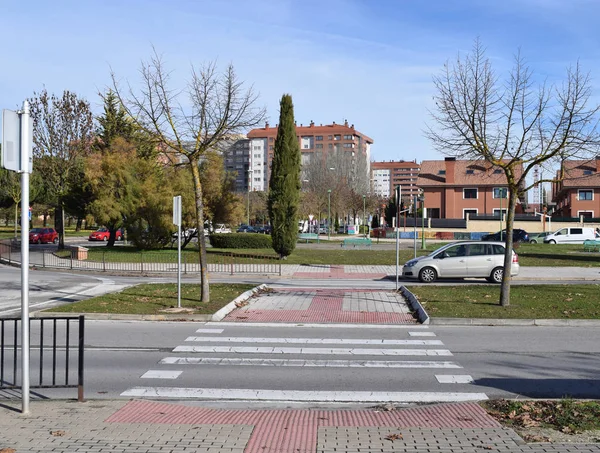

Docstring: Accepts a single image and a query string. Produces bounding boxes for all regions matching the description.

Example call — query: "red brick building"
[370,160,421,200]
[417,158,525,219]
[246,121,373,191]
[552,157,600,218]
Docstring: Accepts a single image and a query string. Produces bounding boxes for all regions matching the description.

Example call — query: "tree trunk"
[56,201,66,250]
[190,158,210,303]
[43,213,48,227]
[76,217,83,232]
[14,204,18,238]
[499,187,519,307]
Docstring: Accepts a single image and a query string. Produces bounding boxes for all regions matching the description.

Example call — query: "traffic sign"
[1,108,33,173]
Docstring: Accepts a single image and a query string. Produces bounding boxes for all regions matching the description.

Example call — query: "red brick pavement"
[293,265,386,279]
[107,400,500,453]
[223,289,416,324]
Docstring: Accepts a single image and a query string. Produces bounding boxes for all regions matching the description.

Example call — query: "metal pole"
[413,195,417,259]
[247,169,252,226]
[500,190,503,241]
[20,101,31,414]
[328,190,331,241]
[421,196,425,250]
[177,221,181,308]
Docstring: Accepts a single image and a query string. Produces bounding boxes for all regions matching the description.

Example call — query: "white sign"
[173,196,182,226]
[1,109,33,173]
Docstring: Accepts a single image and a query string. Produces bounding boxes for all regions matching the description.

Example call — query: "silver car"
[402,241,519,283]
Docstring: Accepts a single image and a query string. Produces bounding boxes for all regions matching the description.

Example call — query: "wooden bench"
[341,237,372,249]
[298,233,320,243]
[583,239,600,252]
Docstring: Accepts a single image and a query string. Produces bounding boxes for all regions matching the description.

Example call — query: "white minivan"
[543,227,598,244]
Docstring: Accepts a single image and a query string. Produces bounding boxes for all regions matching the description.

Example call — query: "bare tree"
[426,40,600,306]
[112,50,266,302]
[29,90,95,249]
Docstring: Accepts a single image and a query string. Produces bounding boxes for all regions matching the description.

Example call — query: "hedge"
[209,233,272,249]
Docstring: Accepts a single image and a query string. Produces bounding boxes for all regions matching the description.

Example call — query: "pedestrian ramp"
[121,324,487,404]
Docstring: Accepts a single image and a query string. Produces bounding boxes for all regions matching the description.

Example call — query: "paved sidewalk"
[224,288,416,324]
[1,399,597,452]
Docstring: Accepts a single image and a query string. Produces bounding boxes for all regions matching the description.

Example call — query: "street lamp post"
[328,189,332,241]
[247,169,252,226]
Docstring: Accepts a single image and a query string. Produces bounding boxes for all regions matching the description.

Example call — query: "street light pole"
[328,189,332,241]
[247,169,252,226]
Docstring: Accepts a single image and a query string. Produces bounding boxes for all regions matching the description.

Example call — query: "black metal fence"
[0,316,84,401]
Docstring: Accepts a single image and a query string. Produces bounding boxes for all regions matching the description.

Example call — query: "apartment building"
[417,158,525,219]
[370,160,421,199]
[247,120,373,191]
[552,156,600,218]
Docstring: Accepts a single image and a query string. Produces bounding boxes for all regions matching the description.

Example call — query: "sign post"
[2,101,33,414]
[395,185,401,290]
[173,196,182,308]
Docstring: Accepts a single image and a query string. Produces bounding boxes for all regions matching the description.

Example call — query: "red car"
[29,228,58,244]
[88,228,123,241]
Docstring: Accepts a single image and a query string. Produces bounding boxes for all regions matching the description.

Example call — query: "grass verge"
[45,283,256,315]
[482,399,600,442]
[407,284,600,319]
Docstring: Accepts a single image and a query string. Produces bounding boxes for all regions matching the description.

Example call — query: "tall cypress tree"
[268,94,301,258]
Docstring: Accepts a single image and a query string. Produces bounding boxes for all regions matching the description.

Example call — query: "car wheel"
[529,239,537,244]
[52,237,58,245]
[548,240,556,244]
[418,267,437,283]
[36,239,41,244]
[103,236,108,241]
[490,267,504,284]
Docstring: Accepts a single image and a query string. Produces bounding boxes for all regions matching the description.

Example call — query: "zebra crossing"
[121,323,487,403]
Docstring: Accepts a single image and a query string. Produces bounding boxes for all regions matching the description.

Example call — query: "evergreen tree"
[268,94,301,258]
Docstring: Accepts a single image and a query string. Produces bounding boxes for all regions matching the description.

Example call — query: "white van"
[543,227,598,244]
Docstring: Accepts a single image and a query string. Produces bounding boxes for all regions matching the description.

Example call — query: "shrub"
[209,233,272,249]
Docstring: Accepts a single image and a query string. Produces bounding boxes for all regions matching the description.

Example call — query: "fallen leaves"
[384,433,403,441]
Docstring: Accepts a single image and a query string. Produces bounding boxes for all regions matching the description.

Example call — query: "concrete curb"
[398,286,430,324]
[211,284,268,321]
[430,317,600,327]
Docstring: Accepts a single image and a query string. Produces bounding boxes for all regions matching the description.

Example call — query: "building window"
[493,208,507,218]
[463,209,478,219]
[328,135,333,140]
[438,170,446,175]
[493,169,502,174]
[578,211,594,218]
[463,188,478,199]
[269,137,274,142]
[315,144,323,149]
[583,170,593,175]
[334,135,341,140]
[316,136,323,140]
[328,144,333,149]
[493,187,508,199]
[578,189,593,200]
[466,169,474,175]
[343,143,353,148]
[343,134,353,140]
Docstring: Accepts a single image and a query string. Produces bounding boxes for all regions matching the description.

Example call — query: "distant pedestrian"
[596,227,600,238]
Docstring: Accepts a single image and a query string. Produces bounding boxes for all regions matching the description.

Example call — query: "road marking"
[408,331,436,337]
[435,375,474,384]
[205,322,429,329]
[121,387,487,402]
[173,346,453,356]
[141,370,182,379]
[184,337,443,346]
[195,329,225,334]
[160,357,462,368]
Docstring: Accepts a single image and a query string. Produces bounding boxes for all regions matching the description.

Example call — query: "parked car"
[29,227,58,244]
[213,224,232,234]
[402,241,519,283]
[543,227,598,244]
[89,228,123,241]
[528,232,552,243]
[481,229,529,243]
[318,224,329,234]
[237,225,257,233]
[255,225,272,234]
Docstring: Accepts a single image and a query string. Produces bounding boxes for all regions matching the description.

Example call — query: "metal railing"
[0,315,84,401]
[0,243,282,276]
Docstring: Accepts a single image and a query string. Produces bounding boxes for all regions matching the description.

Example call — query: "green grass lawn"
[46,283,256,315]
[407,284,600,319]
[71,242,600,267]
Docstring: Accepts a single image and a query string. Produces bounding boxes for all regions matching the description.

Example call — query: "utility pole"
[328,189,332,241]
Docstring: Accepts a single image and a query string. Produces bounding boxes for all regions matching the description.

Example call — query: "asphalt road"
[8,321,600,405]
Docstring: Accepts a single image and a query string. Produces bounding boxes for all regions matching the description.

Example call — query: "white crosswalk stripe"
[123,325,487,403]
[160,357,463,368]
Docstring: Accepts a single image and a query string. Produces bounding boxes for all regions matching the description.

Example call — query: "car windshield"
[96,228,108,232]
[30,228,42,234]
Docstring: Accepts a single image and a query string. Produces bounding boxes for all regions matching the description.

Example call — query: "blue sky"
[2,0,600,163]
